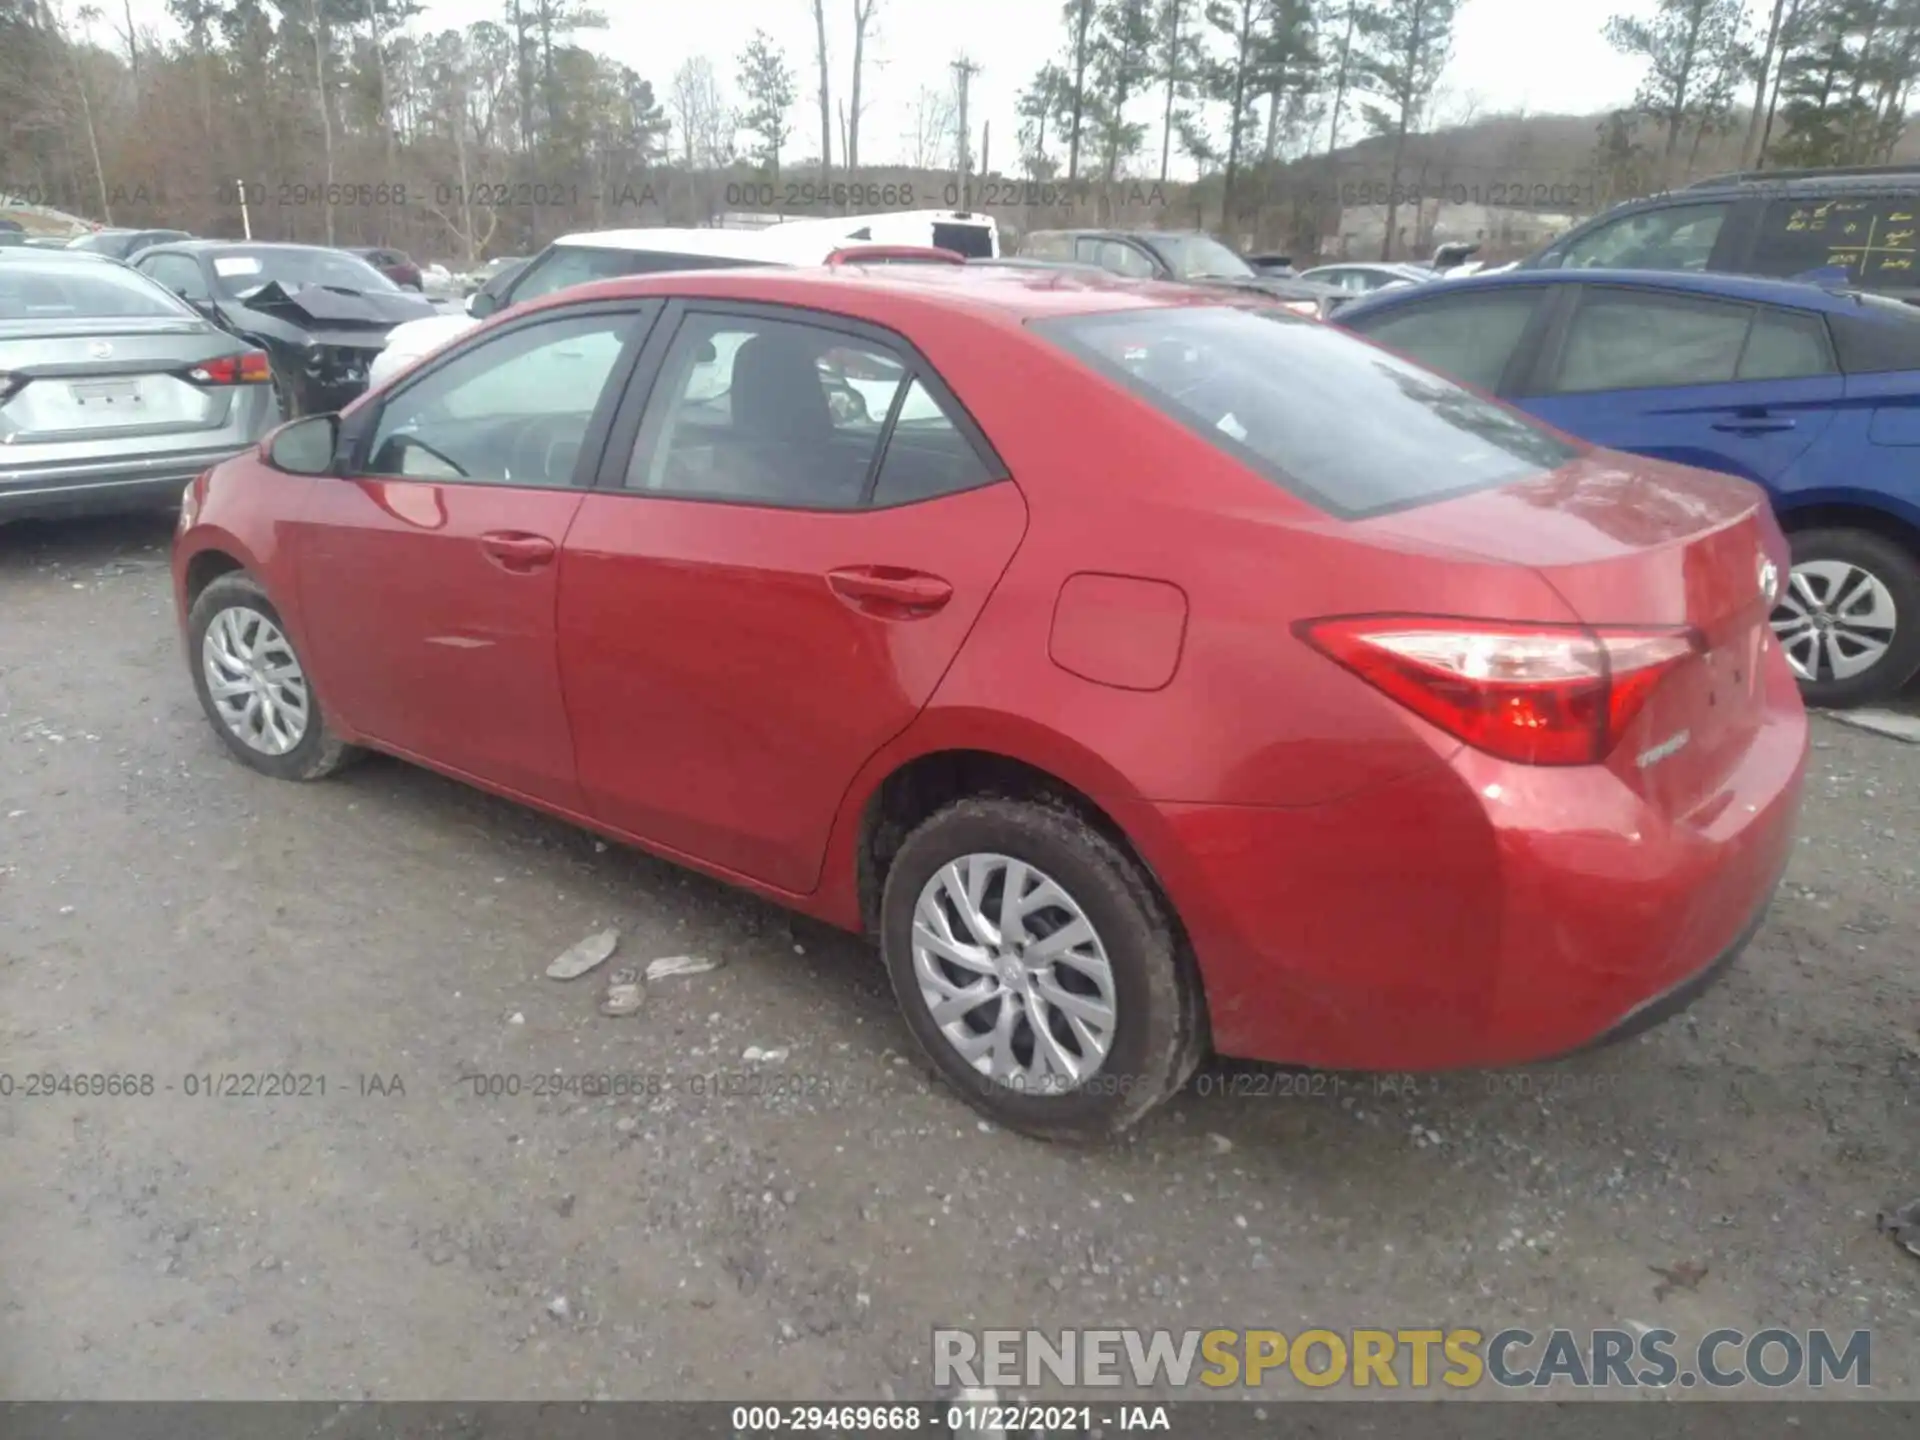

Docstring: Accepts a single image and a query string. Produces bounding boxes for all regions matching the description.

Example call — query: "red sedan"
[171,261,1809,1140]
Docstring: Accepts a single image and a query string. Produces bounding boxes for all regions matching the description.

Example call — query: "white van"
[370,226,830,388]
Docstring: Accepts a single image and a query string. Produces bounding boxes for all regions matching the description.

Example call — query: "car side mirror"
[265,414,339,475]
[468,289,499,319]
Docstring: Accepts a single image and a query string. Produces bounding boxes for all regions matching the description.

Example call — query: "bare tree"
[810,0,831,182]
[904,83,955,169]
[847,0,881,169]
[309,0,338,244]
[669,55,733,168]
[65,3,112,223]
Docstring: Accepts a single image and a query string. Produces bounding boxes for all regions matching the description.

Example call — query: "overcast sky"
[125,0,1654,170]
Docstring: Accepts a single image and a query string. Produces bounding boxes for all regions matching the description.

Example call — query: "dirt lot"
[1,513,1915,1402]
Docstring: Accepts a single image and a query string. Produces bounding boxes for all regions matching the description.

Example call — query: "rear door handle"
[479,530,557,572]
[827,565,953,617]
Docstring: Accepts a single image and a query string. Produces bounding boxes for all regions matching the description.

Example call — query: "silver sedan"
[0,251,280,523]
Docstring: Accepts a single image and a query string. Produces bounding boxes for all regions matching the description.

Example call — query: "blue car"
[1333,268,1920,706]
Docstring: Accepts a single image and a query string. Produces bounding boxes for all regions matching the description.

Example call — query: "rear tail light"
[1297,615,1702,766]
[187,350,272,385]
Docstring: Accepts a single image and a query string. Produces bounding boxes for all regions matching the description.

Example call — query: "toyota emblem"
[87,340,112,360]
[1758,554,1781,606]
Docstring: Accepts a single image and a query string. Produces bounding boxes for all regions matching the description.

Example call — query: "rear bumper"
[1143,701,1809,1071]
[0,447,252,522]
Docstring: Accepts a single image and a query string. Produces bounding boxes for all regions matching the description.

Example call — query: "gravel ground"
[1,513,1915,1402]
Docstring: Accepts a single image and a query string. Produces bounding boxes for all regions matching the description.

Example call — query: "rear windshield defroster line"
[1030,305,1580,520]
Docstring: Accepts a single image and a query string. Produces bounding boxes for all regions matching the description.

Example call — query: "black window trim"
[1525,281,1840,396]
[1342,280,1564,397]
[336,298,664,489]
[588,296,1011,515]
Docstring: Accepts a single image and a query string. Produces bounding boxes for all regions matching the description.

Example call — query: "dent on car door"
[557,305,1028,895]
[1520,288,1842,486]
[290,304,654,805]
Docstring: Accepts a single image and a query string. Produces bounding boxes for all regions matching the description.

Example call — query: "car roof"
[150,239,351,253]
[1334,266,1894,317]
[523,262,1245,330]
[1680,165,1920,195]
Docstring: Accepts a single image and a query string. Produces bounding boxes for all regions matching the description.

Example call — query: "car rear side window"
[1751,195,1920,286]
[1828,296,1920,372]
[1344,289,1542,392]
[1737,307,1836,380]
[1035,305,1578,518]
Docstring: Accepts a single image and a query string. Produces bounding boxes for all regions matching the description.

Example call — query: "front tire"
[186,572,357,781]
[880,796,1203,1142]
[1772,527,1920,708]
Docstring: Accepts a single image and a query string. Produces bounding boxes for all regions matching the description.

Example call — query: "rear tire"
[187,572,357,782]
[879,796,1203,1143]
[1773,527,1920,708]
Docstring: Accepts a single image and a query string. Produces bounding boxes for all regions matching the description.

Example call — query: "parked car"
[460,255,530,298]
[172,264,1807,1139]
[1513,164,1920,303]
[0,249,279,523]
[131,240,435,417]
[369,225,878,388]
[1245,253,1297,277]
[1018,228,1342,315]
[763,208,1001,259]
[349,246,424,291]
[1333,267,1920,706]
[1295,262,1436,297]
[66,227,193,261]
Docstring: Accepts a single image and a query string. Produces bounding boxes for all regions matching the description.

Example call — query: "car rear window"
[1033,305,1579,518]
[0,259,195,320]
[932,222,995,259]
[1828,294,1920,372]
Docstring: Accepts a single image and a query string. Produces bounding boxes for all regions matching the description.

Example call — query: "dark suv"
[1517,165,1920,302]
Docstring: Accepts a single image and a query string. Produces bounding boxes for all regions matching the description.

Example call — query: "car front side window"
[363,312,640,487]
[1557,202,1730,273]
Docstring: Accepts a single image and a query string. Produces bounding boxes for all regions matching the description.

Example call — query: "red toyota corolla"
[171,259,1809,1140]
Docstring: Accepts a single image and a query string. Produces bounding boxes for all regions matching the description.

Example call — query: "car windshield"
[0,258,194,320]
[209,247,400,297]
[1153,234,1257,281]
[1034,304,1578,517]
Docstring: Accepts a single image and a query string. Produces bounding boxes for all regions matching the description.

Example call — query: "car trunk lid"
[0,318,248,447]
[1355,452,1785,820]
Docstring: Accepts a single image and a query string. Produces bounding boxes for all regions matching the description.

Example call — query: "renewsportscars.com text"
[932,1326,1873,1391]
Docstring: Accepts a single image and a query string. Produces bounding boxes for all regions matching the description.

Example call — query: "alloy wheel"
[1770,559,1898,684]
[910,853,1118,1094]
[202,606,311,756]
